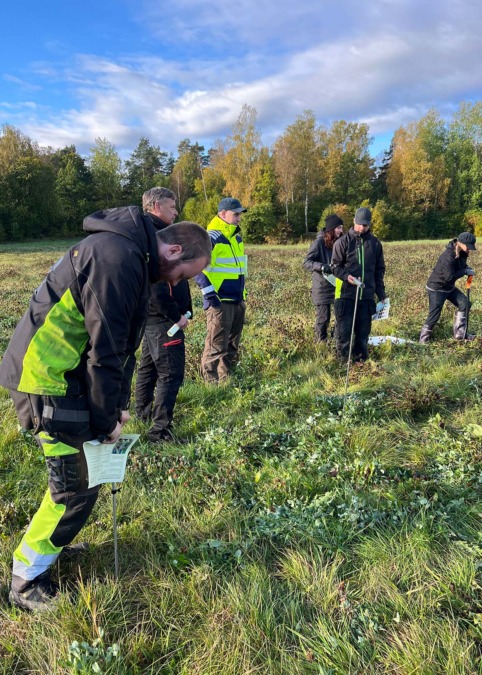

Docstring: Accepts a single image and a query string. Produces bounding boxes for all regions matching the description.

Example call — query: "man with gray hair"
[135,187,193,443]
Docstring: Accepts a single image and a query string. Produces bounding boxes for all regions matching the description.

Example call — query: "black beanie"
[325,214,343,232]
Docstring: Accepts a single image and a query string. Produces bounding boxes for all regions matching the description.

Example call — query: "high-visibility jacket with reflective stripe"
[195,215,247,308]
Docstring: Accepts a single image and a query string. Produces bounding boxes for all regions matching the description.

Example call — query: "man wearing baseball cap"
[303,214,344,342]
[331,207,387,362]
[195,197,248,382]
[419,232,476,343]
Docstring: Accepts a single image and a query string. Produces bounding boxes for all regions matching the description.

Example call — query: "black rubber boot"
[419,325,433,344]
[453,311,467,340]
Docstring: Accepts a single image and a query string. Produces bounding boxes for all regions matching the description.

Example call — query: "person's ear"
[164,244,183,260]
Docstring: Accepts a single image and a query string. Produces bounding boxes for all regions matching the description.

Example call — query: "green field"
[0,239,481,674]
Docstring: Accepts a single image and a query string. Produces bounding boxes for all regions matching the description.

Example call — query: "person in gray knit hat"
[303,214,344,341]
[331,207,387,362]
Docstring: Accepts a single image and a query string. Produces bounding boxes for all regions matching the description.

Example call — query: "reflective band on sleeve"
[215,257,238,264]
[201,285,216,295]
[209,266,243,274]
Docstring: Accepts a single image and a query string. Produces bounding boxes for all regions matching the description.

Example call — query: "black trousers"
[314,303,332,341]
[334,298,375,362]
[424,288,468,329]
[135,320,185,433]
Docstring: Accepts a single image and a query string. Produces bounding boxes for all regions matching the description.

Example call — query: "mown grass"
[0,239,481,674]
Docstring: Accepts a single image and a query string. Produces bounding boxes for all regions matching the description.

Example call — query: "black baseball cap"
[218,197,247,213]
[354,207,372,225]
[457,232,476,250]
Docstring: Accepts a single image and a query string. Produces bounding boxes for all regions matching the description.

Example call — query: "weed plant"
[0,240,481,673]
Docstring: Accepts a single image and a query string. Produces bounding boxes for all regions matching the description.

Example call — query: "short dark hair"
[143,187,176,212]
[156,221,211,261]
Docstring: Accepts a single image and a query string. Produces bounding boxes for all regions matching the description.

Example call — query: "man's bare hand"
[120,410,131,425]
[176,315,189,330]
[347,275,357,285]
[104,421,122,443]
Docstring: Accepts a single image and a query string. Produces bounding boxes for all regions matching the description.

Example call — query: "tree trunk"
[199,160,208,202]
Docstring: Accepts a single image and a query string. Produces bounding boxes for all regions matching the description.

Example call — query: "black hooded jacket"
[303,232,336,304]
[331,227,386,302]
[0,206,159,438]
[426,239,469,292]
[145,213,193,324]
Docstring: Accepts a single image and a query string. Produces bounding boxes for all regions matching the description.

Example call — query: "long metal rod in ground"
[465,274,473,338]
[342,282,361,414]
[111,482,119,580]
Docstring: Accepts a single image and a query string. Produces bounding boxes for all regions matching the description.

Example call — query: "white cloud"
[3,75,42,91]
[2,0,481,156]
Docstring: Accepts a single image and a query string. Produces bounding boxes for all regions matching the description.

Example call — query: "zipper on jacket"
[356,237,365,299]
[229,232,243,301]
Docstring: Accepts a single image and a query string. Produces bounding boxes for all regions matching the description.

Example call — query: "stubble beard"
[158,253,180,282]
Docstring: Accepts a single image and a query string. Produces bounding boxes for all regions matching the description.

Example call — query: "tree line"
[1,100,482,243]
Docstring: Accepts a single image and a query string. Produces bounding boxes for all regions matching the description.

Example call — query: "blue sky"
[1,0,481,160]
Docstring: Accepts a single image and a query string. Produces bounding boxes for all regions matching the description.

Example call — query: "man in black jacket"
[0,207,211,611]
[303,214,344,341]
[331,207,386,362]
[135,188,193,443]
[419,232,476,343]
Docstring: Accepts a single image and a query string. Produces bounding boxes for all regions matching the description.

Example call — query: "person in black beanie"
[303,214,344,341]
[419,232,476,343]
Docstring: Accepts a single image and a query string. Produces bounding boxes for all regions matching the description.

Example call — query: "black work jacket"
[0,206,159,438]
[426,240,469,292]
[331,228,386,302]
[146,214,193,325]
[303,233,336,304]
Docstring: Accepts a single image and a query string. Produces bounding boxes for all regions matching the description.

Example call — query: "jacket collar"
[209,214,239,239]
[147,212,170,231]
[348,227,370,240]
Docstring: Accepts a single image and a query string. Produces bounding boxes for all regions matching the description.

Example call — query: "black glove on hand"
[321,264,332,274]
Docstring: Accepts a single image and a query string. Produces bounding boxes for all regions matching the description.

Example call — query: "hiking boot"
[59,541,90,561]
[147,428,189,444]
[9,571,59,612]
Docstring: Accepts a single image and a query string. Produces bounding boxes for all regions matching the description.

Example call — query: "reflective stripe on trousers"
[13,492,65,580]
